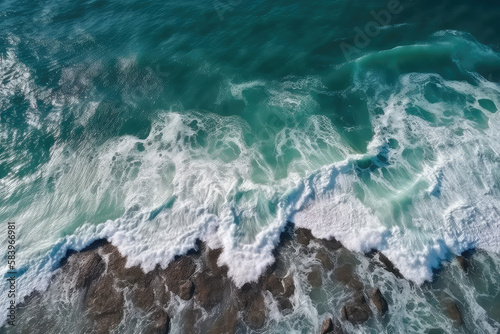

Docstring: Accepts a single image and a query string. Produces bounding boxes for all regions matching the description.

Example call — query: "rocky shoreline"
[17,223,469,333]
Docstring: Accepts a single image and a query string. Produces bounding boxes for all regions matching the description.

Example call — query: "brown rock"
[295,228,314,246]
[130,272,162,311]
[194,272,224,309]
[377,253,403,279]
[321,318,334,334]
[444,301,464,325]
[85,275,125,333]
[206,248,228,276]
[370,288,388,315]
[333,264,363,290]
[262,274,284,296]
[236,283,267,328]
[208,304,239,334]
[245,293,266,329]
[262,273,294,312]
[236,283,261,309]
[131,285,155,311]
[178,280,194,300]
[316,250,335,271]
[340,293,371,325]
[181,305,203,334]
[75,252,105,289]
[163,256,196,296]
[144,309,170,334]
[308,267,323,288]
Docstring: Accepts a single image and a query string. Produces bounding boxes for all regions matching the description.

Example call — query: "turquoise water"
[1,0,500,332]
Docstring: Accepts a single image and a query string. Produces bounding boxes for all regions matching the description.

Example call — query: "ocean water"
[1,0,500,332]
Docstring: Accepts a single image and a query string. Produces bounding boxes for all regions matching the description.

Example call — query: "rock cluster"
[22,223,407,333]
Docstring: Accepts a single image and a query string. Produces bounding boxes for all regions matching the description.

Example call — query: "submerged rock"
[370,288,388,315]
[321,317,344,334]
[341,293,372,325]
[144,309,171,334]
[334,264,363,290]
[237,283,267,329]
[316,250,335,271]
[208,304,239,334]
[444,301,464,325]
[456,256,470,273]
[282,274,295,298]
[308,266,323,287]
[263,274,285,295]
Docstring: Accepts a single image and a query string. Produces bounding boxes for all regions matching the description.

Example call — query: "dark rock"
[444,301,464,325]
[316,250,335,271]
[377,252,403,279]
[262,273,294,312]
[245,292,266,329]
[320,317,343,334]
[282,275,295,298]
[144,309,170,334]
[181,305,203,334]
[163,256,196,282]
[85,275,125,333]
[163,256,197,296]
[456,256,469,273]
[194,272,225,309]
[295,228,314,246]
[186,239,205,257]
[236,283,266,329]
[178,280,194,300]
[206,247,228,276]
[100,244,146,285]
[319,238,343,251]
[277,297,293,312]
[262,274,284,296]
[208,304,239,334]
[308,267,323,287]
[75,252,105,289]
[150,276,170,306]
[131,285,155,311]
[130,271,163,311]
[340,293,371,325]
[236,283,261,310]
[332,317,344,334]
[333,264,363,290]
[370,288,388,315]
